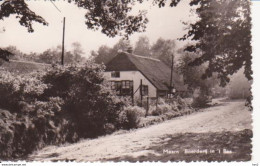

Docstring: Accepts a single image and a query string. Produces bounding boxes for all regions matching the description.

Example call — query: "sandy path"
[29,100,252,162]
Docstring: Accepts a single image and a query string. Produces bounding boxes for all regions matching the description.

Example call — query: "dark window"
[110,80,133,96]
[121,80,133,95]
[141,85,148,96]
[111,71,120,78]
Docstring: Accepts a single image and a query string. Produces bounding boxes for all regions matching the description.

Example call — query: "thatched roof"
[105,52,186,91]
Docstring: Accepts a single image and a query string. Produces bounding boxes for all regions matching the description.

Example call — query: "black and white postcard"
[0,0,259,165]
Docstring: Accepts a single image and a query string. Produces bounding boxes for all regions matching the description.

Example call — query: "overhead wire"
[50,0,62,13]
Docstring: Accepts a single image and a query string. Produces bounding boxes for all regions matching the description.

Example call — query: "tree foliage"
[177,46,218,107]
[0,62,127,158]
[151,0,251,86]
[37,44,85,65]
[91,45,113,65]
[151,38,176,67]
[0,0,48,33]
[111,38,132,53]
[71,42,85,62]
[133,36,151,56]
[177,48,217,94]
[0,49,13,63]
[0,0,147,62]
[1,0,251,86]
[91,36,176,67]
[3,46,27,60]
[0,0,148,37]
[227,68,252,99]
[91,38,132,64]
[180,0,251,86]
[1,44,86,65]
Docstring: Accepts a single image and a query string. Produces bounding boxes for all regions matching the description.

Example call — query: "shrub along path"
[29,100,252,162]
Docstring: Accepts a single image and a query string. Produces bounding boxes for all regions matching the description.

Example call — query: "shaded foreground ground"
[29,100,252,162]
[111,129,252,162]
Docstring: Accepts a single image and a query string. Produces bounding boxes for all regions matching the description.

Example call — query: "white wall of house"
[104,71,157,98]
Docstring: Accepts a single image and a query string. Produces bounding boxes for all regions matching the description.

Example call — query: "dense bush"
[0,61,197,160]
[137,97,194,127]
[41,63,125,138]
[151,104,171,116]
[119,106,146,129]
[0,96,64,159]
[0,110,16,158]
[150,97,192,116]
[0,61,126,159]
[134,96,150,110]
[0,71,47,112]
[0,71,67,158]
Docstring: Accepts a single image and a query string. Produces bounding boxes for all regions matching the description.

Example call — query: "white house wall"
[104,71,157,98]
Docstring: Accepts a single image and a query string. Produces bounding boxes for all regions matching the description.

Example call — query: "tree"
[0,0,48,33]
[0,0,148,37]
[0,49,13,65]
[37,48,59,64]
[179,0,252,86]
[71,42,86,63]
[91,45,112,64]
[178,49,217,94]
[150,0,251,86]
[38,44,85,65]
[111,38,132,54]
[91,38,132,64]
[151,38,176,67]
[133,36,151,56]
[227,68,252,99]
[0,0,148,62]
[1,0,252,83]
[3,46,27,60]
[0,46,44,64]
[177,46,218,107]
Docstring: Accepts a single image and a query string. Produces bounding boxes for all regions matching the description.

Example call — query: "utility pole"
[61,17,66,65]
[145,96,149,117]
[140,79,143,107]
[169,54,174,94]
[132,82,134,106]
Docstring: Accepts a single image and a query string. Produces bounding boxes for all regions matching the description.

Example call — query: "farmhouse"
[104,51,186,98]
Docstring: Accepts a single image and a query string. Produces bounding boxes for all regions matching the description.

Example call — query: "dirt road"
[29,100,252,162]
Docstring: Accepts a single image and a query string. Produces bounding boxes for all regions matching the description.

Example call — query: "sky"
[0,0,197,58]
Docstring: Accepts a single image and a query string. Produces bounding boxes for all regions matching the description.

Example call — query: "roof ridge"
[122,51,161,62]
